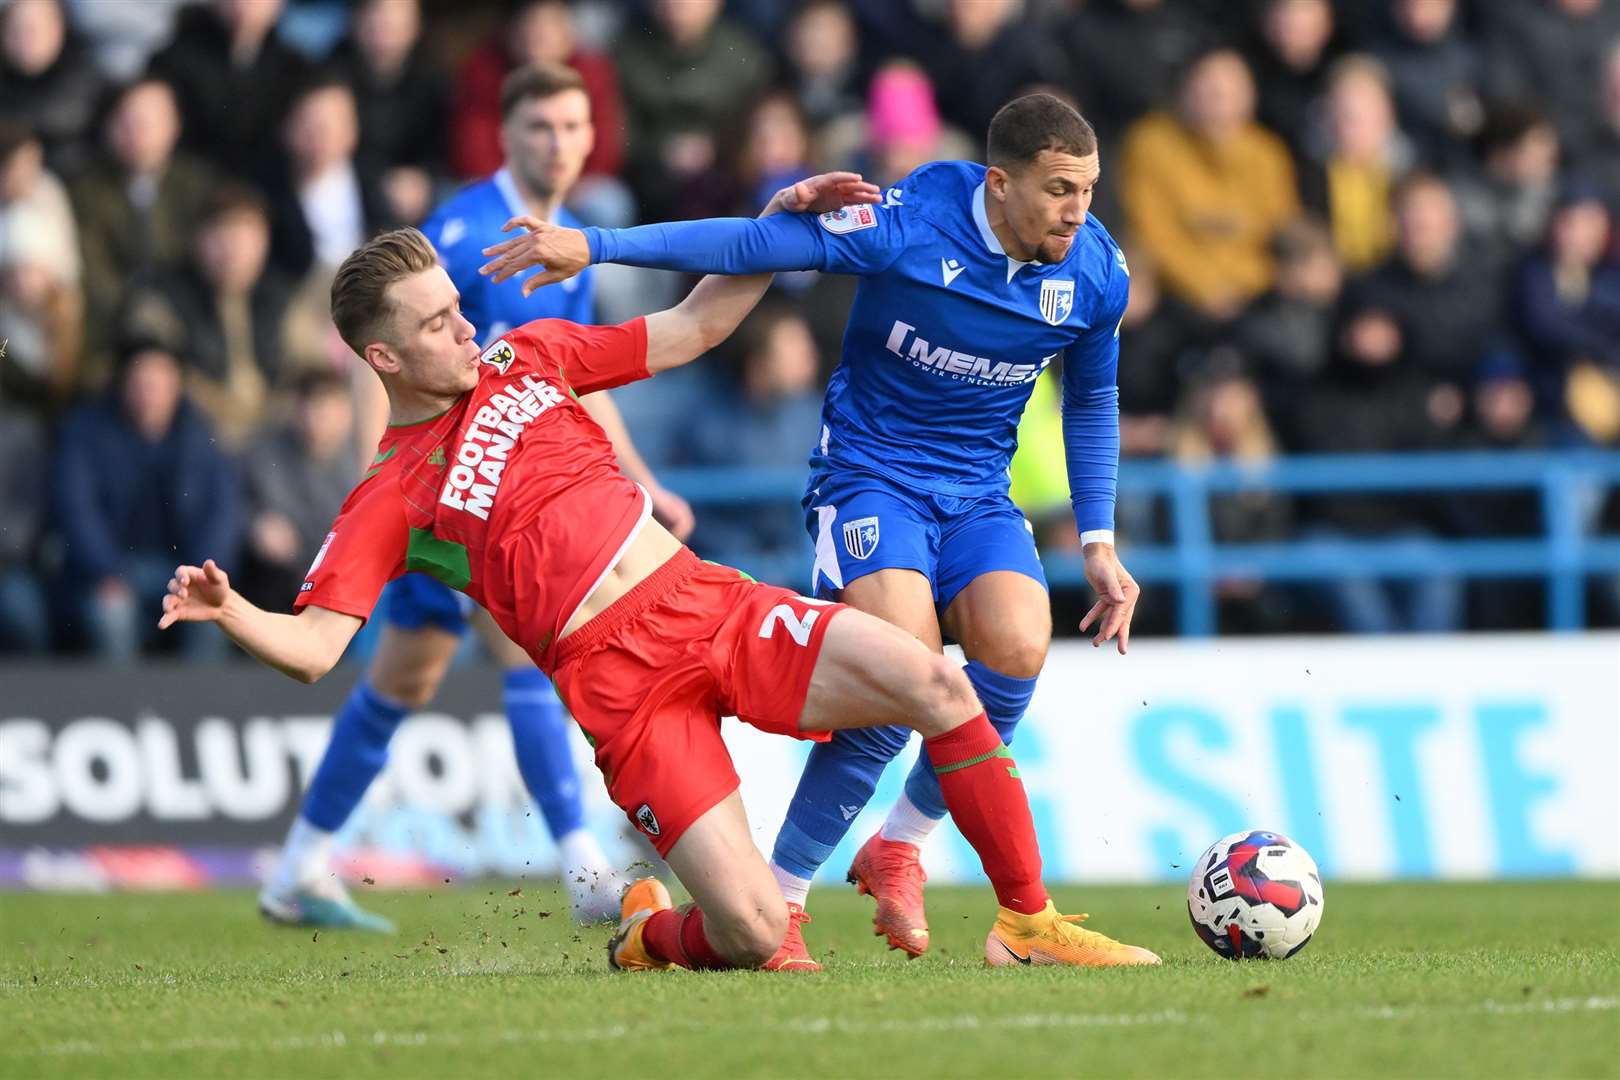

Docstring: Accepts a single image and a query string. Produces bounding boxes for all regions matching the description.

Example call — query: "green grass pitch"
[3,880,1616,1078]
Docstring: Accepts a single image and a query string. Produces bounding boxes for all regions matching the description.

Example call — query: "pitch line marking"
[18,997,1618,1058]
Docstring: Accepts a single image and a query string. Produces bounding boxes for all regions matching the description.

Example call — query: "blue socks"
[770,658,1039,878]
[300,679,410,831]
[772,722,912,879]
[504,667,586,840]
[297,668,586,845]
[901,660,1036,819]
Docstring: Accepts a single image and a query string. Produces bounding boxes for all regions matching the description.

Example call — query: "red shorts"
[551,548,845,855]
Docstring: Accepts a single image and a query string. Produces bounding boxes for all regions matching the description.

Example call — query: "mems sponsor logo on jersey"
[440,373,566,520]
[883,319,1048,386]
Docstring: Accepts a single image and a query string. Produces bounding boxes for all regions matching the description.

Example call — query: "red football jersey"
[296,317,651,671]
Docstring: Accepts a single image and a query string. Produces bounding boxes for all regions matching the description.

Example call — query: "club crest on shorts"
[842,516,880,560]
[479,339,515,374]
[635,803,660,837]
[1039,278,1075,325]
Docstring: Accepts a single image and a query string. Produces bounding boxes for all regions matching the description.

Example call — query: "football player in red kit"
[158,173,1159,972]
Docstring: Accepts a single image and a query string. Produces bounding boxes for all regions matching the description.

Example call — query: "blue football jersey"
[809,160,1128,498]
[420,167,596,345]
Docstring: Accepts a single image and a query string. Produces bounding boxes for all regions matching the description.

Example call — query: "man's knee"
[370,667,438,709]
[908,654,978,737]
[708,901,787,968]
[972,632,1049,681]
[368,629,455,708]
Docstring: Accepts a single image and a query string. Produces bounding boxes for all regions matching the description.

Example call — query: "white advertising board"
[723,633,1620,883]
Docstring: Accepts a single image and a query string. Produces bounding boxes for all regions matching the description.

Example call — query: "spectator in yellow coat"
[1120,46,1300,322]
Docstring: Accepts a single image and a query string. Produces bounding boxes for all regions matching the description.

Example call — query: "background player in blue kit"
[259,63,693,931]
[481,93,1143,969]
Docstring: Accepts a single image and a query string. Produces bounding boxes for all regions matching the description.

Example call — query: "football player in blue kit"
[258,63,692,931]
[479,92,1144,968]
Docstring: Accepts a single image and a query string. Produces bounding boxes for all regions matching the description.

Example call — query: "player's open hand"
[478,216,591,296]
[1078,544,1139,654]
[157,560,232,630]
[763,171,881,218]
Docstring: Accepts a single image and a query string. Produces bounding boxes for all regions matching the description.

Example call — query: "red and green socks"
[924,712,1048,915]
[641,904,736,970]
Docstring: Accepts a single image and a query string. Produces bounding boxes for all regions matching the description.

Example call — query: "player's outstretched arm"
[641,173,880,375]
[157,559,363,682]
[477,172,877,293]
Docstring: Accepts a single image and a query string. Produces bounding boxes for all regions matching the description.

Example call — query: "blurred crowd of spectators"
[2,0,1619,658]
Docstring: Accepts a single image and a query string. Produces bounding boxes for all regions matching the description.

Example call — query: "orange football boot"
[984,902,1162,967]
[607,877,675,971]
[846,833,930,957]
[763,902,822,972]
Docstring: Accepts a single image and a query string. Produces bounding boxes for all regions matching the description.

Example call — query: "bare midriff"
[558,519,684,639]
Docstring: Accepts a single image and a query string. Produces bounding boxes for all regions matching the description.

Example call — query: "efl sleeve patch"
[818,205,879,235]
[304,531,336,579]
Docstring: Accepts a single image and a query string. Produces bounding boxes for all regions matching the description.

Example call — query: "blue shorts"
[381,573,476,634]
[803,468,1047,610]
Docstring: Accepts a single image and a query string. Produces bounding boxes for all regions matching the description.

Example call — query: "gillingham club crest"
[842,516,880,560]
[1039,278,1075,325]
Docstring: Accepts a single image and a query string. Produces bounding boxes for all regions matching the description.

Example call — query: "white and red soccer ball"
[1188,830,1325,959]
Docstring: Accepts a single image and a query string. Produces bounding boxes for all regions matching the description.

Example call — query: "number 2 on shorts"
[757,599,828,647]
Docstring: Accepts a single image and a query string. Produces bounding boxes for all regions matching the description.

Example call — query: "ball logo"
[479,339,516,375]
[635,803,660,837]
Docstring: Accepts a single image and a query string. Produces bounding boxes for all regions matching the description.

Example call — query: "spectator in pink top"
[856,61,971,188]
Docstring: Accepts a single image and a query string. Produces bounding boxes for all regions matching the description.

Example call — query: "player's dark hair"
[500,62,587,120]
[986,93,1096,172]
[330,227,440,355]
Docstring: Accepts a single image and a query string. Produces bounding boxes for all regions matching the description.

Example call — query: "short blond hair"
[330,227,439,355]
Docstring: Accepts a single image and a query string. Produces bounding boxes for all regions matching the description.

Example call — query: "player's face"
[999,150,1099,264]
[384,267,481,395]
[502,89,594,202]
